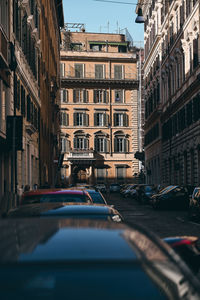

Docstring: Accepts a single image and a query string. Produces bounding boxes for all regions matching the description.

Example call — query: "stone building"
[60,26,139,185]
[138,0,200,186]
[0,0,63,210]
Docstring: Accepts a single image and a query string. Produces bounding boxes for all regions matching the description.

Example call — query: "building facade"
[0,0,63,211]
[0,0,13,208]
[139,0,200,186]
[60,27,139,185]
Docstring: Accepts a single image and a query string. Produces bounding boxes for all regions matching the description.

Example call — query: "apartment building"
[139,0,200,185]
[0,0,63,210]
[0,1,13,204]
[60,27,139,185]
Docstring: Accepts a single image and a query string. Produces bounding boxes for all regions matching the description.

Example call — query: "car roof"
[0,218,173,263]
[22,189,87,197]
[6,203,118,218]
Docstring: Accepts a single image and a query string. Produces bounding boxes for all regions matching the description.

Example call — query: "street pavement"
[106,191,200,239]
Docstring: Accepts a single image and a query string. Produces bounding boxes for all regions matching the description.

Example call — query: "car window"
[88,192,106,204]
[23,194,88,203]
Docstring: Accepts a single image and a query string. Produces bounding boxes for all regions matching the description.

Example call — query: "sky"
[62,0,144,47]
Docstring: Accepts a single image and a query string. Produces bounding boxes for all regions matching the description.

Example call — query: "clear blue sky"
[62,0,144,47]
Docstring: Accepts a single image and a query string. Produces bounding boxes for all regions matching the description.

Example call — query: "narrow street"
[106,192,200,239]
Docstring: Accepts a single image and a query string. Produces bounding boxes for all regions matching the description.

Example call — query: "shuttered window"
[75,64,84,78]
[73,112,89,126]
[114,137,129,153]
[193,38,198,69]
[116,167,126,180]
[73,89,88,103]
[61,89,68,103]
[60,112,69,126]
[94,113,109,126]
[95,64,104,79]
[73,137,89,149]
[61,138,70,153]
[114,113,128,126]
[114,65,123,79]
[93,90,108,103]
[94,137,108,152]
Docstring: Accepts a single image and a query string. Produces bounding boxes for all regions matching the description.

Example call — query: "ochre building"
[60,28,139,185]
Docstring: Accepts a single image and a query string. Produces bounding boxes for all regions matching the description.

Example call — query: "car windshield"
[23,194,88,204]
[145,186,153,192]
[88,192,106,204]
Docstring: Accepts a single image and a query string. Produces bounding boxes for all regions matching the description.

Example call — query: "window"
[93,90,108,103]
[94,137,108,152]
[73,137,89,150]
[114,136,129,153]
[61,89,68,103]
[73,89,88,103]
[0,0,9,35]
[116,166,126,180]
[96,168,105,180]
[61,138,70,153]
[75,64,84,78]
[60,63,65,77]
[95,64,104,79]
[115,90,123,103]
[90,44,102,51]
[60,112,69,126]
[114,113,128,127]
[94,113,109,126]
[73,112,89,126]
[114,65,123,79]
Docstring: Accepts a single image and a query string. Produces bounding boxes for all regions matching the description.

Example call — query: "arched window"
[73,130,89,150]
[114,131,129,153]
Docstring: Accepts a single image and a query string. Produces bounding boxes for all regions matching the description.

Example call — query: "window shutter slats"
[73,138,77,149]
[94,90,97,103]
[73,113,77,126]
[73,90,76,103]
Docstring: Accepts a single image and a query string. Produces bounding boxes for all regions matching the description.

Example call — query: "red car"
[20,189,93,205]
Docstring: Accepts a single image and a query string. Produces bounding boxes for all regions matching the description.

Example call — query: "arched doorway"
[72,166,88,184]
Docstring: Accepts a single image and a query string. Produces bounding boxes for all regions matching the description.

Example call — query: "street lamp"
[135,7,145,23]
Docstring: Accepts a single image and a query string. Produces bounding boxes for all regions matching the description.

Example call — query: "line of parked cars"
[1,183,200,299]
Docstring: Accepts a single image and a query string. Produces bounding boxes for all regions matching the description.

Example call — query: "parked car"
[67,187,107,205]
[151,185,190,210]
[0,218,200,299]
[122,185,138,198]
[20,189,93,205]
[164,236,200,274]
[135,184,156,204]
[188,187,200,221]
[5,203,122,222]
[95,183,106,193]
[109,183,121,192]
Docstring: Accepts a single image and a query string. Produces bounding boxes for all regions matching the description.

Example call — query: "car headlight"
[111,214,122,222]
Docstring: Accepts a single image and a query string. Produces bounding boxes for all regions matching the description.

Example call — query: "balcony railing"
[66,149,95,160]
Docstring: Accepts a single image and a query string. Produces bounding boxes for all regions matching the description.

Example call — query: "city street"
[106,192,200,239]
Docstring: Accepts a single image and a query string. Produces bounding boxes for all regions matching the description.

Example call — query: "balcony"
[65,149,96,165]
[61,68,138,89]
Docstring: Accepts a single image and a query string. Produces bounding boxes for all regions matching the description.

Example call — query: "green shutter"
[114,138,117,152]
[94,113,97,126]
[73,89,76,103]
[114,113,117,126]
[73,138,77,149]
[73,113,77,126]
[94,90,97,103]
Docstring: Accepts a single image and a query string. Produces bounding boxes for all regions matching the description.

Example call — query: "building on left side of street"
[0,0,64,213]
[0,0,13,209]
